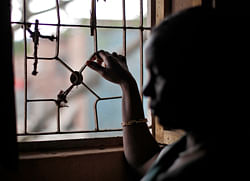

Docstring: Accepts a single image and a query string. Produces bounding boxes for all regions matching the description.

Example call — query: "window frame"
[11,0,156,146]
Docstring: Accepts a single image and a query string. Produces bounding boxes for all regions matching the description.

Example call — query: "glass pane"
[13,33,25,134]
[96,0,123,26]
[27,101,57,133]
[28,0,58,24]
[126,29,140,84]
[97,98,122,130]
[61,0,92,25]
[58,27,94,71]
[126,0,148,27]
[11,0,23,22]
[97,28,123,53]
[143,30,152,124]
[27,59,71,99]
[60,86,97,132]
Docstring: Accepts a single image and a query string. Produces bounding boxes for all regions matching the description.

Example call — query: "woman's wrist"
[120,74,137,91]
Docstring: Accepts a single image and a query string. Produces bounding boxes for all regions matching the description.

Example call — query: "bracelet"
[121,118,147,127]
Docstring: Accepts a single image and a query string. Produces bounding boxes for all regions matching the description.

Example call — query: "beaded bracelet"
[121,118,148,127]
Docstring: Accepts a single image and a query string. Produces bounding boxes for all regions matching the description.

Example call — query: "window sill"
[13,137,128,181]
[18,136,123,153]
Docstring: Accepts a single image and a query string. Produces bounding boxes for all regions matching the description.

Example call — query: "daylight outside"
[11,0,151,141]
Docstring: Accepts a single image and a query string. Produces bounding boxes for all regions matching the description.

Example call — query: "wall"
[6,147,129,181]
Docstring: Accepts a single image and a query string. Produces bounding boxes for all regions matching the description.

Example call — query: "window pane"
[97,28,123,53]
[62,0,92,25]
[96,0,123,26]
[27,101,57,133]
[126,0,148,27]
[28,0,57,24]
[97,98,122,130]
[58,27,94,70]
[60,87,97,132]
[27,60,71,99]
[13,33,25,134]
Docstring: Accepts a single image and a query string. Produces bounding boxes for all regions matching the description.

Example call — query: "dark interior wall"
[8,148,129,181]
[0,0,18,171]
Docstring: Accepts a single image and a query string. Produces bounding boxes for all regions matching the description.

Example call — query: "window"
[12,0,152,142]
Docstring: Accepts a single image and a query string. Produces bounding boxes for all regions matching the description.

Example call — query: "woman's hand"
[87,50,133,85]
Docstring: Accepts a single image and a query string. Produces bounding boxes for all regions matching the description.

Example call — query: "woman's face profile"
[143,38,178,130]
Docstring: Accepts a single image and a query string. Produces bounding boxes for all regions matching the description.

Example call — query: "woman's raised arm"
[87,50,160,176]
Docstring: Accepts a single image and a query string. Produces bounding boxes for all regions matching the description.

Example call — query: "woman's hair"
[147,6,249,133]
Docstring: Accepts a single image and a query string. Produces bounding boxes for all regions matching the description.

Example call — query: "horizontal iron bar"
[27,98,56,102]
[11,21,151,30]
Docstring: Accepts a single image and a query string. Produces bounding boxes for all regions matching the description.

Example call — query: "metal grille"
[12,0,151,139]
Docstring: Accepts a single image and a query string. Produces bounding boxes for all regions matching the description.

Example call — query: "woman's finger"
[89,50,104,62]
[112,52,118,57]
[87,60,105,75]
[98,51,113,66]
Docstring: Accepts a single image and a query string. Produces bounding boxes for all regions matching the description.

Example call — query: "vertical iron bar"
[94,29,98,52]
[122,0,126,56]
[56,0,61,133]
[23,0,28,134]
[94,99,100,131]
[57,106,61,132]
[93,0,99,131]
[55,0,60,58]
[92,0,98,52]
[139,0,144,100]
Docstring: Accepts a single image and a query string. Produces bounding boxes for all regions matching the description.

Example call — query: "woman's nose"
[143,81,155,98]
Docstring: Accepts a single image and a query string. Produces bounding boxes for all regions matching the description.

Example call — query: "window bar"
[56,57,74,73]
[55,0,60,58]
[55,0,61,133]
[139,0,144,99]
[91,0,99,131]
[57,105,61,133]
[12,21,151,30]
[93,26,98,53]
[91,0,98,52]
[122,0,126,56]
[81,82,101,99]
[94,99,100,131]
[23,0,28,134]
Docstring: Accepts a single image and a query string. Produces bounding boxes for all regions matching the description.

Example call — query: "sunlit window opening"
[12,0,151,141]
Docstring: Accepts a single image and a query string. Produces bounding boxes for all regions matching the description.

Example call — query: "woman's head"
[144,7,220,132]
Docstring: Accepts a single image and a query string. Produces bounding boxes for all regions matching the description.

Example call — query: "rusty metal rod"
[81,82,101,99]
[23,0,28,134]
[56,57,74,73]
[139,0,144,100]
[27,99,57,102]
[12,21,151,30]
[55,0,60,58]
[122,0,126,56]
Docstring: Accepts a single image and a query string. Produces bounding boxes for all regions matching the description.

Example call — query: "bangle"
[121,118,147,127]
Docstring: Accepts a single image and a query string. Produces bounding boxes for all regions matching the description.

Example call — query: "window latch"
[56,62,87,107]
[25,19,56,76]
